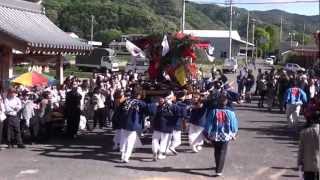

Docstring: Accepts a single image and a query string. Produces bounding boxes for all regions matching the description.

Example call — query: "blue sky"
[190,0,319,16]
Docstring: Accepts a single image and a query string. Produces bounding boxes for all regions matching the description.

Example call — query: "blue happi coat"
[153,103,181,133]
[284,87,307,105]
[190,106,207,127]
[119,98,152,131]
[204,109,238,142]
[171,101,188,131]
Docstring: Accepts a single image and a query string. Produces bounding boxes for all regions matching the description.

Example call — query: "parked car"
[269,55,278,65]
[265,58,274,65]
[284,63,306,72]
[222,58,238,73]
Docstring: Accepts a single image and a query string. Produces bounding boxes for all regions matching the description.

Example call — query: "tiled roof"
[0,0,92,55]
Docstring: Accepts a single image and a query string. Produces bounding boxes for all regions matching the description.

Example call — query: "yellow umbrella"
[12,71,49,87]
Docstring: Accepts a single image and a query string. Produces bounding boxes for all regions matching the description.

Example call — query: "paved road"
[0,62,303,180]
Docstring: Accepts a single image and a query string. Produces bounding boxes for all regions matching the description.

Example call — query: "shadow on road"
[239,124,300,146]
[115,165,215,177]
[236,101,302,146]
[30,132,154,164]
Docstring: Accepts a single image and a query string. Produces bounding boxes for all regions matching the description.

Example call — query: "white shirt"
[59,90,66,102]
[134,73,138,81]
[93,94,105,110]
[78,88,89,111]
[4,96,22,116]
[309,85,316,98]
[121,79,127,89]
[0,97,6,121]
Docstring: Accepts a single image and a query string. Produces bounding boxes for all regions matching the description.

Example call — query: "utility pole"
[91,15,94,41]
[289,32,295,48]
[245,11,250,66]
[280,16,283,42]
[228,0,233,60]
[181,0,186,33]
[251,18,256,60]
[279,16,283,64]
[302,23,305,46]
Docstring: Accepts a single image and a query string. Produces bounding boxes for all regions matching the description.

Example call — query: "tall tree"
[255,27,270,57]
[265,25,280,53]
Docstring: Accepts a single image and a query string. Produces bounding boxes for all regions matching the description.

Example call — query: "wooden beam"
[0,33,27,52]
[0,46,13,89]
[56,55,64,85]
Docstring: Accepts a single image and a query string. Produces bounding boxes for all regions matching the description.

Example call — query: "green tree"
[95,29,122,45]
[255,27,270,57]
[295,33,312,45]
[265,25,280,53]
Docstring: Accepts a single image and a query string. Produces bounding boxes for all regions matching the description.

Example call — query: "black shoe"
[17,144,26,149]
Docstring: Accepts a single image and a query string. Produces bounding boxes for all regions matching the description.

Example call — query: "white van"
[222,58,238,73]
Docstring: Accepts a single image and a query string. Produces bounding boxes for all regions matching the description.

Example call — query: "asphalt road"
[0,61,303,180]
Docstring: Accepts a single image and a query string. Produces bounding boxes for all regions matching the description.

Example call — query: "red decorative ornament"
[175,32,185,40]
[187,63,198,77]
[166,66,177,77]
[182,48,196,62]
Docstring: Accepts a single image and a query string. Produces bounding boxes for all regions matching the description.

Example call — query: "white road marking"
[255,167,271,176]
[16,169,39,178]
[269,169,287,180]
[246,167,271,180]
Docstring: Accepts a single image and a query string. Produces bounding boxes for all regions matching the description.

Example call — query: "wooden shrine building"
[0,0,92,88]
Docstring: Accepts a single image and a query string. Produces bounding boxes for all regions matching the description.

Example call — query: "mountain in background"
[42,0,319,44]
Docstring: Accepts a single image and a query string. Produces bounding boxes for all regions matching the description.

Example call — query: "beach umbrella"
[12,71,49,87]
[43,74,57,85]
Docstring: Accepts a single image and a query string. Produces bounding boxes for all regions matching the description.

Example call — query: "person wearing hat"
[203,95,239,176]
[4,88,25,148]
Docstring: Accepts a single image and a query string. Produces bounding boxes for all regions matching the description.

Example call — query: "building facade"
[184,30,254,59]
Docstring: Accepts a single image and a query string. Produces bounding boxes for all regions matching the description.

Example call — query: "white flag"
[205,50,215,62]
[161,35,170,56]
[126,40,145,58]
[207,44,215,55]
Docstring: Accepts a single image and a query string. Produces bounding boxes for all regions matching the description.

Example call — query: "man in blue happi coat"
[203,95,239,177]
[118,86,152,163]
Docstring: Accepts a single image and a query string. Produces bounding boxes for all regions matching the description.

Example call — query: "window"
[220,51,227,58]
[102,56,110,62]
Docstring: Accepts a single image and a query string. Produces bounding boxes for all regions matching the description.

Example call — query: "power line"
[188,0,318,5]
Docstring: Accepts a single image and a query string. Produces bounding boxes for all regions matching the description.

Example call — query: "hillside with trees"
[42,0,319,55]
